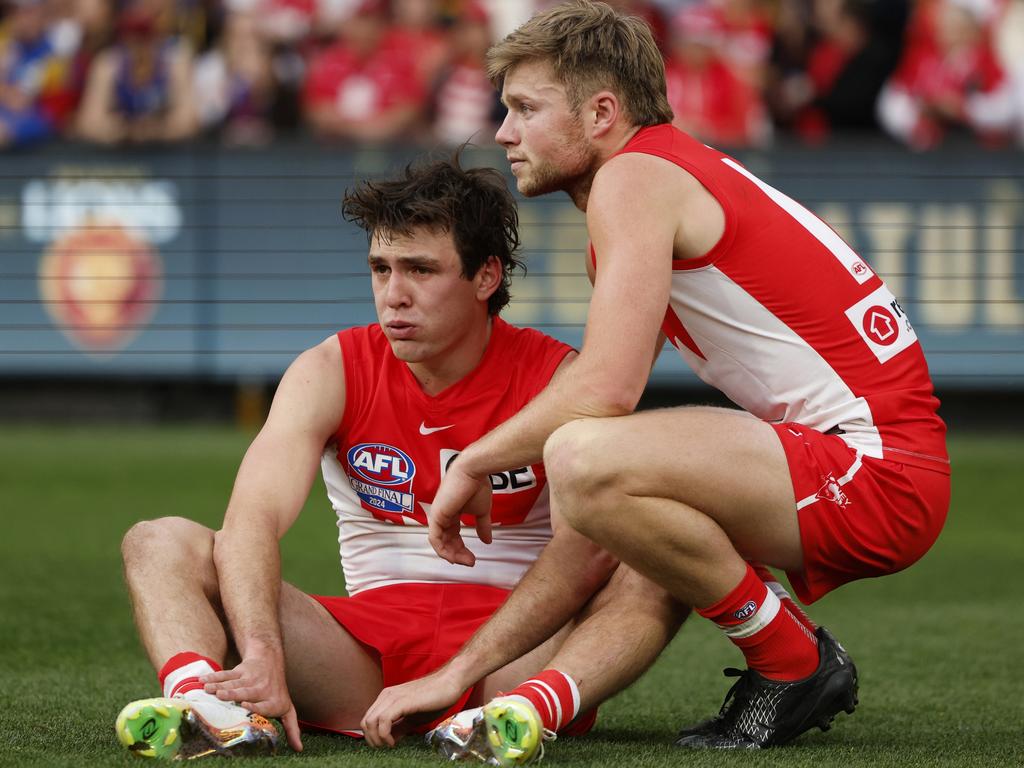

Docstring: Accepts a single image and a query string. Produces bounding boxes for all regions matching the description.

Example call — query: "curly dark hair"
[342,151,524,316]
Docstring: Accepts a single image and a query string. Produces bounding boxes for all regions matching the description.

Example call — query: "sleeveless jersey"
[320,317,573,594]
[602,124,948,473]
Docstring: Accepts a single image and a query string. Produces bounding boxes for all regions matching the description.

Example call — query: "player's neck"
[569,124,643,212]
[407,316,494,397]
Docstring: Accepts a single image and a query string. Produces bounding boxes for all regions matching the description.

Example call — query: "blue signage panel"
[0,142,1021,389]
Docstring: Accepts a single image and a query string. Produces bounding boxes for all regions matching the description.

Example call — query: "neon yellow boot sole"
[116,698,190,759]
[481,698,545,767]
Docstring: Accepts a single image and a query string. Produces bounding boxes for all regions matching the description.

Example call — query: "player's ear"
[588,90,620,139]
[475,255,501,301]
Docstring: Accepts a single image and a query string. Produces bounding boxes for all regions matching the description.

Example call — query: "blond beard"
[518,116,595,198]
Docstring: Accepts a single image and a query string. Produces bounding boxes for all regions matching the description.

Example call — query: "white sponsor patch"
[844,285,918,363]
[440,449,537,495]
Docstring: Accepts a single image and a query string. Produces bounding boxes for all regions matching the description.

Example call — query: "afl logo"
[733,600,758,621]
[38,221,161,354]
[347,443,416,486]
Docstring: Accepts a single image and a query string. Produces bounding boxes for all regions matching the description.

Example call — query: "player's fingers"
[360,700,382,746]
[364,695,403,748]
[215,684,262,703]
[470,481,493,544]
[453,542,476,567]
[428,526,459,563]
[475,510,492,546]
[201,669,241,684]
[437,530,475,566]
[361,710,386,748]
[282,708,304,752]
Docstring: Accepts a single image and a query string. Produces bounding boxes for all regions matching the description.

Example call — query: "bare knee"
[122,516,215,574]
[544,419,627,535]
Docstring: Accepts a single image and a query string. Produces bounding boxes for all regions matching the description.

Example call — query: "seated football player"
[114,153,686,760]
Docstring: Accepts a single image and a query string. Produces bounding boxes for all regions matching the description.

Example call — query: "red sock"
[749,561,818,635]
[504,670,580,733]
[158,651,221,698]
[559,707,598,737]
[697,565,819,681]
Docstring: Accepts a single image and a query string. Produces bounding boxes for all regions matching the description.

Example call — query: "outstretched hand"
[361,669,467,747]
[428,460,493,566]
[201,651,303,752]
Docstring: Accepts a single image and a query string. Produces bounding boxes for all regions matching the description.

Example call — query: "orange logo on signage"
[38,221,162,353]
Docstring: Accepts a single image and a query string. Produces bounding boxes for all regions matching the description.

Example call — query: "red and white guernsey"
[607,124,949,472]
[320,317,572,595]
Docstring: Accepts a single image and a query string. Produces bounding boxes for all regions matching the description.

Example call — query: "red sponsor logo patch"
[862,305,898,346]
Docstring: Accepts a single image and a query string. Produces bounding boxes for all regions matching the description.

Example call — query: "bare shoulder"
[591,152,703,208]
[591,152,724,260]
[586,153,688,247]
[268,336,345,431]
[286,335,343,386]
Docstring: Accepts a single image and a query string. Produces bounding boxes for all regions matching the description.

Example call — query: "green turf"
[0,427,1021,767]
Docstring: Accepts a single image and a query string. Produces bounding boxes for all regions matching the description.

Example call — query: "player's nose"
[495,111,517,147]
[383,272,411,307]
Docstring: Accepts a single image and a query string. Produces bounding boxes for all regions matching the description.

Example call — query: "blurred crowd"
[1,0,1023,151]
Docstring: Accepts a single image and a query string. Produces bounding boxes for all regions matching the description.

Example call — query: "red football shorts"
[305,582,510,735]
[771,423,950,605]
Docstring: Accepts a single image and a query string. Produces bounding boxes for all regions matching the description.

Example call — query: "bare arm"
[161,41,199,141]
[75,52,126,144]
[204,336,344,750]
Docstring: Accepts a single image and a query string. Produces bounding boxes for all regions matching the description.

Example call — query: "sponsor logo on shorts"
[347,443,415,515]
[734,600,758,621]
[844,285,918,363]
[815,474,850,509]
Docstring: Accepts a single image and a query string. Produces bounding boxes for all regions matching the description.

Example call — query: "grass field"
[1,426,1021,768]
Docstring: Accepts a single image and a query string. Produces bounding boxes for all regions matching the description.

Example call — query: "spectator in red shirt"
[664,3,771,147]
[878,0,1014,149]
[303,0,426,142]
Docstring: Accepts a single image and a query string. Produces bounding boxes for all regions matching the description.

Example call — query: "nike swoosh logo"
[419,422,455,435]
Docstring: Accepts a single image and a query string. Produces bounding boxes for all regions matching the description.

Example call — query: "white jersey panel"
[667,265,884,458]
[321,453,552,595]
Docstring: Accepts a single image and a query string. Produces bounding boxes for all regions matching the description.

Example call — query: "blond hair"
[486,0,673,126]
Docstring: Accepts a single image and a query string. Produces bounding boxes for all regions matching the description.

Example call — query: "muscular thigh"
[579,406,801,569]
[278,583,382,730]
